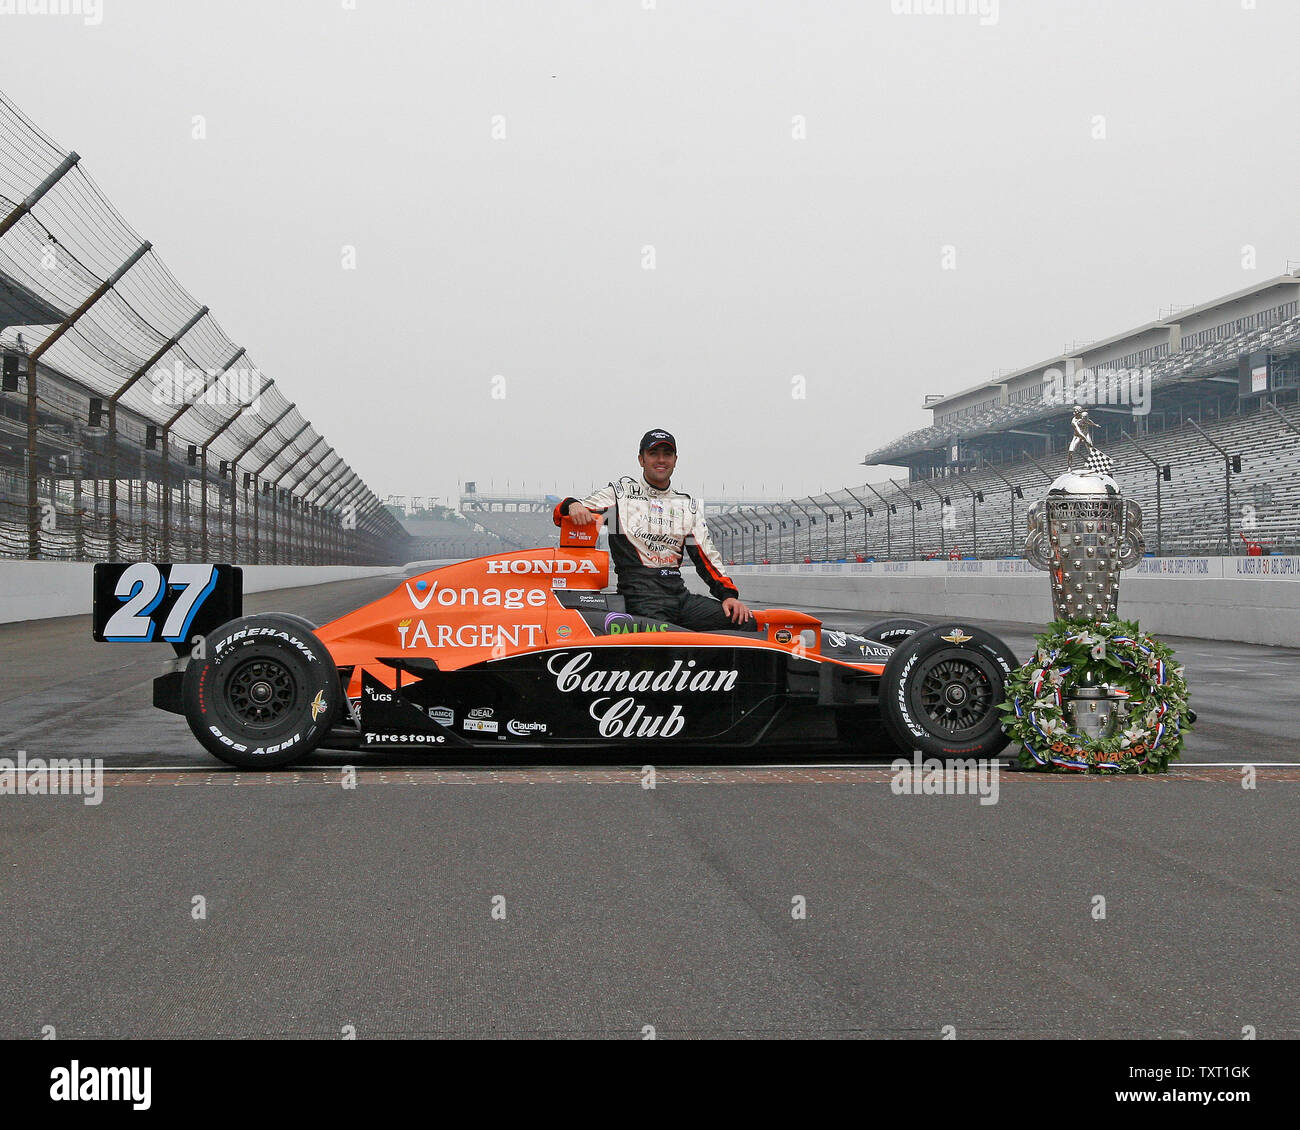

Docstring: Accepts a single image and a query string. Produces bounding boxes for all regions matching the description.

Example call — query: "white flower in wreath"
[1120,725,1147,749]
[1046,668,1066,687]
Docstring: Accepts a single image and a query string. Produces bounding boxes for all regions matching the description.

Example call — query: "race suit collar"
[639,474,673,497]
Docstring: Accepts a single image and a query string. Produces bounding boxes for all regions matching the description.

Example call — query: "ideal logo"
[468,707,494,719]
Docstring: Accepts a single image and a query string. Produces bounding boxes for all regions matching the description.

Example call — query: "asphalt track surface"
[2,574,1297,1039]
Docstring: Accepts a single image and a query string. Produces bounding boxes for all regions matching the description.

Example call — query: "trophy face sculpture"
[1023,407,1145,621]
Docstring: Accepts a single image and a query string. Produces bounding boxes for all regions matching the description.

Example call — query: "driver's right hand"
[569,503,595,526]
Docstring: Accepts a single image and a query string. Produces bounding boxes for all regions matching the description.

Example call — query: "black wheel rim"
[227,658,297,727]
[913,651,998,739]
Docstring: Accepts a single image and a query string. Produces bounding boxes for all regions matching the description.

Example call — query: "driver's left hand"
[722,597,752,625]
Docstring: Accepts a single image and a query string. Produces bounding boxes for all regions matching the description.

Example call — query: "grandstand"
[388,503,505,560]
[715,273,1300,564]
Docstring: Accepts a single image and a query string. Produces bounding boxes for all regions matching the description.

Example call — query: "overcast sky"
[3,0,1298,507]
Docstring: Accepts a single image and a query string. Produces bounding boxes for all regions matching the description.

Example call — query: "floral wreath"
[998,618,1192,773]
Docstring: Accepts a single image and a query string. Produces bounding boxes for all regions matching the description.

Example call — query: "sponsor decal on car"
[486,559,600,575]
[428,706,454,727]
[463,719,499,733]
[546,651,740,738]
[552,577,568,588]
[397,619,544,650]
[364,732,446,745]
[774,628,792,644]
[507,720,547,736]
[364,684,394,703]
[603,612,671,634]
[941,628,974,644]
[404,580,548,611]
[858,643,893,660]
[310,690,327,721]
[556,625,572,639]
[468,707,494,719]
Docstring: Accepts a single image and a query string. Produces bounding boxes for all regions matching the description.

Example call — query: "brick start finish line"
[94,766,1300,787]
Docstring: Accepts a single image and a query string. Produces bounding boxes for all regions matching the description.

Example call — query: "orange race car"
[92,515,1018,769]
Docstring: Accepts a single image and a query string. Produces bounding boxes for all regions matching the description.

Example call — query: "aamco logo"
[486,559,599,575]
[428,706,454,727]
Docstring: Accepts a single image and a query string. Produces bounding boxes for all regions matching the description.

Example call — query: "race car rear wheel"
[879,625,1015,758]
[859,617,929,645]
[181,614,338,769]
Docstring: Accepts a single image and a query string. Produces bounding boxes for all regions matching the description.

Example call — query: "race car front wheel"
[879,625,1016,758]
[181,614,338,769]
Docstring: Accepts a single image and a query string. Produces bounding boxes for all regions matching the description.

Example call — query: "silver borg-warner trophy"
[1022,407,1146,740]
[1023,406,1145,621]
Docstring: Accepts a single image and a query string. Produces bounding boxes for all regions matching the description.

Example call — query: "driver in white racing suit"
[554,429,755,632]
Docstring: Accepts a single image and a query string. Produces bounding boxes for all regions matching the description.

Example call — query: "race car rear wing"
[92,563,242,655]
[557,511,605,547]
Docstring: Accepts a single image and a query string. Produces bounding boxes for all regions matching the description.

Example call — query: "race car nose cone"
[250,681,273,704]
[945,684,967,706]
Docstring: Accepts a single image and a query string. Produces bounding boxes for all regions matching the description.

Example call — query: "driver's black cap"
[639,429,676,453]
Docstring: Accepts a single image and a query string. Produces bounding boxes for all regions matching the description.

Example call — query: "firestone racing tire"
[181,614,338,769]
[859,617,929,645]
[879,625,1016,758]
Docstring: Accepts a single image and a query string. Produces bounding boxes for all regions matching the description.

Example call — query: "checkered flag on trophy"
[1083,448,1115,477]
